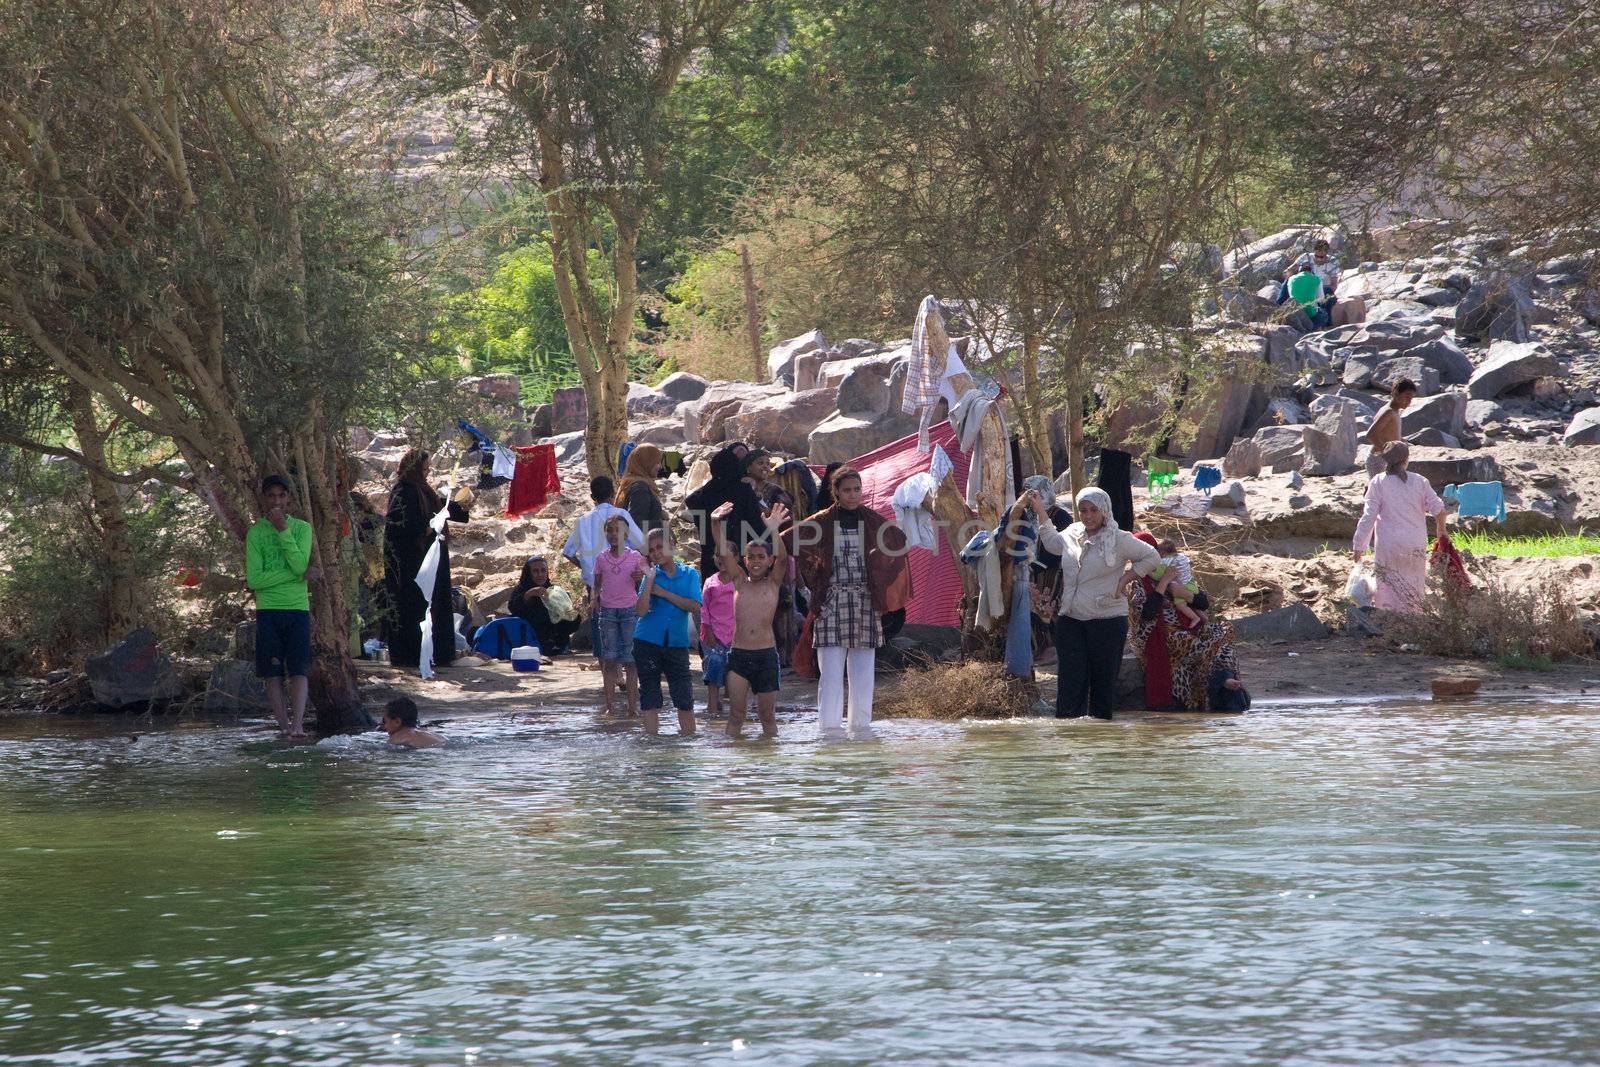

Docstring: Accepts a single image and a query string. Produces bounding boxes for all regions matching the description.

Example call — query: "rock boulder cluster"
[354,221,1598,538]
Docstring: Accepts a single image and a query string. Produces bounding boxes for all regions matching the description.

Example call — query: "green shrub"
[442,244,615,406]
[0,471,231,674]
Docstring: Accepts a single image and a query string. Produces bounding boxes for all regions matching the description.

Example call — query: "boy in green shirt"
[246,474,315,737]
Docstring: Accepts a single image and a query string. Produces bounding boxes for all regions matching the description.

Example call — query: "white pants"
[817,646,876,738]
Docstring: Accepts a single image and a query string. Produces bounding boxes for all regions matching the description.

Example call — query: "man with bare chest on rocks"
[710,500,790,739]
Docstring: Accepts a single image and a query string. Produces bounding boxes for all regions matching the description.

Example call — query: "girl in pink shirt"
[593,517,646,717]
[699,551,740,721]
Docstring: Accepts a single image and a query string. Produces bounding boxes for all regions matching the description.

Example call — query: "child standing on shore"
[700,550,739,722]
[1153,538,1204,630]
[633,529,702,737]
[710,500,791,739]
[593,516,645,718]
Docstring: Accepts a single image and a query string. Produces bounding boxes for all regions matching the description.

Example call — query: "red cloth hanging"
[1430,532,1471,592]
[506,444,560,517]
[1131,532,1176,710]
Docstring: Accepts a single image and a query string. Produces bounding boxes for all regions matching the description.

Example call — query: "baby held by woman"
[1152,538,1208,630]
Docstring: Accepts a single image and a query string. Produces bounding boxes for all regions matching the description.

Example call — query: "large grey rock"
[807,410,918,465]
[1261,325,1306,376]
[656,372,710,403]
[1562,408,1600,446]
[1457,272,1533,343]
[1464,399,1507,428]
[1466,340,1559,400]
[1222,438,1262,479]
[680,381,786,444]
[1401,390,1467,437]
[836,363,892,416]
[1341,318,1445,355]
[1371,357,1439,396]
[1310,393,1376,424]
[85,628,185,708]
[1405,428,1460,448]
[725,387,840,454]
[629,418,685,447]
[1574,289,1600,327]
[1302,404,1358,476]
[1212,480,1248,509]
[1223,226,1330,286]
[767,329,827,382]
[1263,397,1309,427]
[1404,448,1500,491]
[1408,336,1475,385]
[1342,350,1382,388]
[815,347,907,392]
[1230,603,1330,643]
[1181,362,1266,459]
[204,659,268,714]
[550,386,587,435]
[625,381,677,418]
[547,430,586,467]
[1252,424,1309,472]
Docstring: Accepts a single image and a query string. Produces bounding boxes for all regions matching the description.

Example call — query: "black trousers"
[1054,614,1128,720]
[634,639,694,712]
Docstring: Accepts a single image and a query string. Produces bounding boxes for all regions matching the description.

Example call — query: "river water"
[2,700,1599,1066]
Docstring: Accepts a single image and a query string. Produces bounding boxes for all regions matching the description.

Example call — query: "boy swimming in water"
[710,499,791,739]
[382,697,445,748]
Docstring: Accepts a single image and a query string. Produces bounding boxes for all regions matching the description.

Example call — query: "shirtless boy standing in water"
[710,500,790,739]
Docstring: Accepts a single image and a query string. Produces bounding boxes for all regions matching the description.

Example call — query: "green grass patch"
[1498,649,1557,672]
[1452,529,1600,558]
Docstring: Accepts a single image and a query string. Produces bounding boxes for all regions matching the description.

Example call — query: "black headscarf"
[814,462,844,512]
[685,443,764,576]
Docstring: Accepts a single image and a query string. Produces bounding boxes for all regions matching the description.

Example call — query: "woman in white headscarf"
[1027,486,1160,719]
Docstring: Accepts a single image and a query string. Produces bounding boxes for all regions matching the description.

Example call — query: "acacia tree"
[808,0,1271,489]
[362,0,749,478]
[0,1,429,727]
[1263,0,1600,250]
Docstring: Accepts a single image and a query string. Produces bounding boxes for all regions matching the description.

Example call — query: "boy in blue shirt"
[633,527,702,737]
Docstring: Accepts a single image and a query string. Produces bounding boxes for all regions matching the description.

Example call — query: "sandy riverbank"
[359,639,1600,728]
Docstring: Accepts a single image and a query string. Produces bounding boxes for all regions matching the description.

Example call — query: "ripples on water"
[2,700,1599,1066]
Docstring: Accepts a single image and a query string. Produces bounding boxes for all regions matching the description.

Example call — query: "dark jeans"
[1054,614,1129,720]
[634,639,694,712]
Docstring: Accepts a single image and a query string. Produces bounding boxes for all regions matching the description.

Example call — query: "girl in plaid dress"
[795,467,912,740]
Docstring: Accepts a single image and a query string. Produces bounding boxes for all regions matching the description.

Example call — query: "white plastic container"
[510,644,541,673]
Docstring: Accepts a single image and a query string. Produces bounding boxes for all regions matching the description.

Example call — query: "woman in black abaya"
[383,448,470,670]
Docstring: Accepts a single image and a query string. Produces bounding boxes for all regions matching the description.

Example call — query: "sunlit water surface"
[3,700,1600,1066]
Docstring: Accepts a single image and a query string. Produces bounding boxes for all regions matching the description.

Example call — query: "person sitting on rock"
[1278,253,1331,331]
[1365,378,1417,476]
[1310,238,1365,326]
[382,697,445,748]
[509,555,580,655]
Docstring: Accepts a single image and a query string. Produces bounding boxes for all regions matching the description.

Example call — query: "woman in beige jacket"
[1030,486,1160,719]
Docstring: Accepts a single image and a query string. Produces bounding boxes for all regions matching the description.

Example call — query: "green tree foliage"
[445,245,612,406]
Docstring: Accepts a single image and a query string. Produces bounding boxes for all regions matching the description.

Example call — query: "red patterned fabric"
[1133,530,1175,711]
[506,444,560,518]
[811,421,972,627]
[1430,532,1471,592]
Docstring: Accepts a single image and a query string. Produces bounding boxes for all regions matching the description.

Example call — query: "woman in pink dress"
[1352,441,1447,612]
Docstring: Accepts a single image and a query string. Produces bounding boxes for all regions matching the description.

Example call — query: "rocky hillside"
[349,219,1600,578]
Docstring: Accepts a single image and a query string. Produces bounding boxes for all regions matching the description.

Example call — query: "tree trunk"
[307,574,369,736]
[1017,332,1052,477]
[67,388,139,644]
[1066,349,1088,498]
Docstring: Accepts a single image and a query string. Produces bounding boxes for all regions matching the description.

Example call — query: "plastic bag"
[1345,562,1375,609]
[545,584,577,622]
